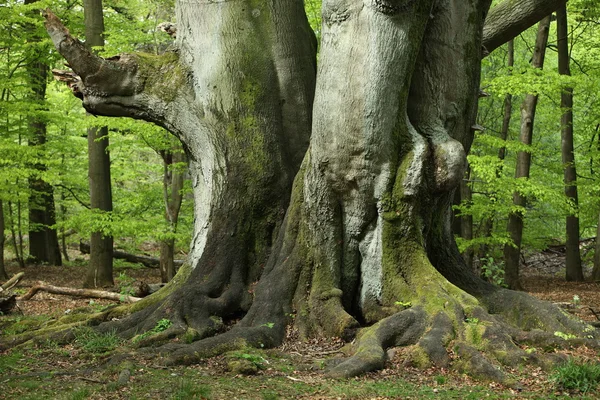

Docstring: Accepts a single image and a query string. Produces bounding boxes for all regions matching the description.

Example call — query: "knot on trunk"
[432,139,466,192]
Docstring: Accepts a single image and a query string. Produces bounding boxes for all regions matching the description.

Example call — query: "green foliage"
[553,331,577,340]
[116,271,135,296]
[132,318,172,343]
[551,359,600,393]
[74,327,123,354]
[479,257,506,287]
[458,2,600,271]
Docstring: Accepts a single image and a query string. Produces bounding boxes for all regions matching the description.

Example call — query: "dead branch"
[1,272,24,292]
[19,284,140,303]
[79,242,184,268]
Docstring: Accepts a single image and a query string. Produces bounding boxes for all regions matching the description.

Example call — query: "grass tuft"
[550,359,600,393]
[74,327,122,354]
[172,379,211,399]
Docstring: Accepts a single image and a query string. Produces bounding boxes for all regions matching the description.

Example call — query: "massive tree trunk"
[34,0,598,381]
[557,4,583,282]
[25,0,62,267]
[503,17,550,291]
[82,0,114,288]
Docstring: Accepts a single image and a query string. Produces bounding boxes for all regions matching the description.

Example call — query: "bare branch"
[43,9,103,79]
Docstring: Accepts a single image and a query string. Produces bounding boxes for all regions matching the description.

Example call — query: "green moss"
[134,52,186,102]
[407,345,431,368]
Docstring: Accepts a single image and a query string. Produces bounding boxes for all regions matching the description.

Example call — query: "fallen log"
[19,283,141,303]
[1,272,25,292]
[78,242,184,268]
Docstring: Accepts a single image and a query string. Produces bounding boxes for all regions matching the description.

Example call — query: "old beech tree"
[31,0,598,380]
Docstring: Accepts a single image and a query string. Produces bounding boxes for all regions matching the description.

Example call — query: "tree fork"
[27,0,600,382]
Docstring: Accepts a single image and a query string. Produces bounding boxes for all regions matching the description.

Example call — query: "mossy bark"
[23,0,600,382]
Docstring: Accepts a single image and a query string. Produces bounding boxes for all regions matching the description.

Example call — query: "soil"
[1,248,600,399]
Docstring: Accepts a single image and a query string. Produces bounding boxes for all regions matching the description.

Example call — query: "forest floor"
[1,247,599,399]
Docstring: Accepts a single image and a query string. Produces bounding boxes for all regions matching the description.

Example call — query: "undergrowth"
[551,359,600,394]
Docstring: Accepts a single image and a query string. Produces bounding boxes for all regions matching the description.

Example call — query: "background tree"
[557,4,583,282]
[25,0,62,267]
[503,16,551,290]
[82,0,114,288]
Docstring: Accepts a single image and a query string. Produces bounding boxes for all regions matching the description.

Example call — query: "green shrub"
[551,359,600,393]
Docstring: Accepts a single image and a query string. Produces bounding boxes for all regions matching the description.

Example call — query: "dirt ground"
[1,249,600,399]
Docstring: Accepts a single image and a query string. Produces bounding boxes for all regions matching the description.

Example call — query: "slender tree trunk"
[593,213,600,281]
[0,200,7,279]
[557,4,583,282]
[25,0,61,266]
[478,40,514,262]
[460,166,474,271]
[498,40,514,162]
[159,145,186,283]
[7,201,24,268]
[503,17,550,290]
[82,0,113,288]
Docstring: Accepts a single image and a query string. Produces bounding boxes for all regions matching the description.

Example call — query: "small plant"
[554,331,577,340]
[434,374,447,385]
[465,317,479,324]
[394,300,412,308]
[116,272,136,296]
[550,359,600,393]
[74,327,122,354]
[261,322,275,329]
[132,318,173,343]
[479,256,506,287]
[572,295,580,306]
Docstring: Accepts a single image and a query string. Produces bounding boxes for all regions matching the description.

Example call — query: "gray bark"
[504,16,551,291]
[557,4,583,282]
[483,0,566,55]
[82,0,114,288]
[40,0,600,380]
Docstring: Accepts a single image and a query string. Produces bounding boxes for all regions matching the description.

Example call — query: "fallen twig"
[1,272,25,292]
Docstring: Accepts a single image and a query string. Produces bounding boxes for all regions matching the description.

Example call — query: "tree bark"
[482,0,566,55]
[25,0,62,267]
[504,16,550,291]
[557,5,583,282]
[37,0,599,382]
[82,0,114,289]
